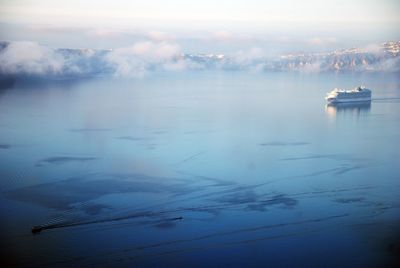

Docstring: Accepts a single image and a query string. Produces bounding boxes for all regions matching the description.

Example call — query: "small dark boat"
[31,226,43,234]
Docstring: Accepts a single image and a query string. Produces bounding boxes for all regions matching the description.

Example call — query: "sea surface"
[0,71,399,267]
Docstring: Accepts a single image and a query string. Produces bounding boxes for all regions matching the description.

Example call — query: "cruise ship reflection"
[325,101,371,118]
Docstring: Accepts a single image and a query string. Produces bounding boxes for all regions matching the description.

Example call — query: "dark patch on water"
[265,195,298,207]
[334,197,365,204]
[35,156,98,166]
[214,190,298,211]
[251,194,298,211]
[259,141,309,146]
[0,144,11,149]
[116,136,152,141]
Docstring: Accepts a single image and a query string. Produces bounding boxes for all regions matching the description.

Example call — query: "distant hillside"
[184,41,400,72]
[0,41,399,78]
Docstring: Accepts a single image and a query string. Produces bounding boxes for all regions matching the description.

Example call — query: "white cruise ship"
[325,86,371,103]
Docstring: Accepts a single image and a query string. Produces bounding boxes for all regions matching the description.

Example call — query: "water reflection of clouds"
[35,156,98,167]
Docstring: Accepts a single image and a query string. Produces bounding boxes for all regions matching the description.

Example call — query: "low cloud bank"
[0,41,186,78]
[0,42,63,76]
[105,41,183,77]
[0,41,399,79]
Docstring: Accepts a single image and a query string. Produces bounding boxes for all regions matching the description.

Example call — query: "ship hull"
[326,97,371,103]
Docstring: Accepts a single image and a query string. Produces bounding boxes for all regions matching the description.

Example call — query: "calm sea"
[1,71,399,267]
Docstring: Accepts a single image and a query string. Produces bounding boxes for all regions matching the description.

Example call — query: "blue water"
[0,72,399,267]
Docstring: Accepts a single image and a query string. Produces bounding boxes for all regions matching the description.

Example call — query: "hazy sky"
[0,0,399,53]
